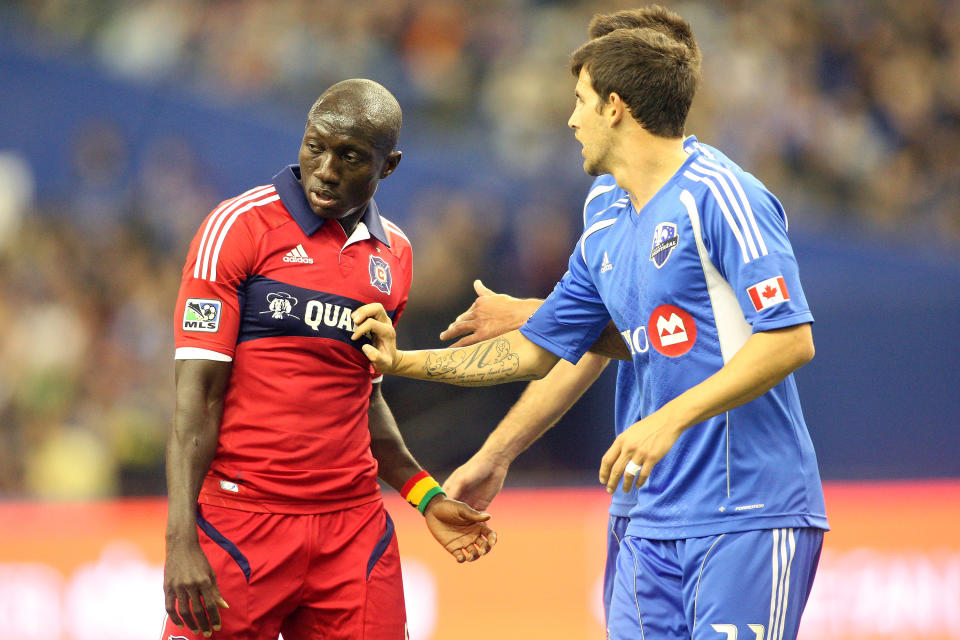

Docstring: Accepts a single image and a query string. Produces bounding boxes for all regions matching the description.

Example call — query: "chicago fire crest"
[369,255,392,294]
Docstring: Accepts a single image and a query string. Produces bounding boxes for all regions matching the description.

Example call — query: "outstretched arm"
[444,353,610,509]
[600,323,815,493]
[439,280,631,361]
[367,383,496,562]
[353,303,560,386]
[165,359,232,637]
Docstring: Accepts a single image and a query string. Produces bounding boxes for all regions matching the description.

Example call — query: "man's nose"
[314,153,340,184]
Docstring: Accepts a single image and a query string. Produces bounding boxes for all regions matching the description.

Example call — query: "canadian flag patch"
[747,276,790,311]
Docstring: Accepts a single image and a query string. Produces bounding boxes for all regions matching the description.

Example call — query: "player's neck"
[337,205,367,238]
[612,135,689,212]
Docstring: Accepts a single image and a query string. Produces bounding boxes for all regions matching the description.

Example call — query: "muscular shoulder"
[681,151,786,225]
[185,184,289,283]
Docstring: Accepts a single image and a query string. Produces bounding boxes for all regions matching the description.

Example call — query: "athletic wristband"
[400,470,446,515]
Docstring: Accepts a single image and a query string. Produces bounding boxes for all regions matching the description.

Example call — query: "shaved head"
[307,79,402,155]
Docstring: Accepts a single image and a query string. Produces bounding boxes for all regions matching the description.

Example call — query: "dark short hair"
[588,5,698,54]
[571,22,700,138]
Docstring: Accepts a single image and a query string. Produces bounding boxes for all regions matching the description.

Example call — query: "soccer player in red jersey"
[163,79,495,640]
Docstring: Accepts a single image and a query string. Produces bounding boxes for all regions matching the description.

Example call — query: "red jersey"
[173,165,412,514]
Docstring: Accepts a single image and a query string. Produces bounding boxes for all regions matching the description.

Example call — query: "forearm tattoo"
[422,337,535,386]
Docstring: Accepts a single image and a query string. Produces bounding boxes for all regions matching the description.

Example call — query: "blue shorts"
[603,515,630,628]
[608,527,823,640]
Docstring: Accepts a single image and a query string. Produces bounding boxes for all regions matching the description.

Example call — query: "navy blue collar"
[272,165,391,247]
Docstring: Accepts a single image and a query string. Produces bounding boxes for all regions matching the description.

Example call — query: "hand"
[598,410,684,494]
[443,452,509,511]
[423,495,498,563]
[439,280,540,347]
[352,303,401,372]
[163,539,229,637]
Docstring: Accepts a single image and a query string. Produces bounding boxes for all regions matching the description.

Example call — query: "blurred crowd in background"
[1,0,958,499]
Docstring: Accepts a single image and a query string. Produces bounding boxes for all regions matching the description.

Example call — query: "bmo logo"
[649,304,696,357]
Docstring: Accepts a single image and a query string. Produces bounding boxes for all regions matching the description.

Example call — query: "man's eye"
[307,142,320,152]
[344,153,361,163]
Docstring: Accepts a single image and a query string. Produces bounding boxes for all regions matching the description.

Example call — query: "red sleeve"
[174,200,259,359]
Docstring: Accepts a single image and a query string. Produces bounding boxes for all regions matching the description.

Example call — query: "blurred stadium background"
[0,0,958,638]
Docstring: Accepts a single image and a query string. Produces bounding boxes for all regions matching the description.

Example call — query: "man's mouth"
[309,189,338,208]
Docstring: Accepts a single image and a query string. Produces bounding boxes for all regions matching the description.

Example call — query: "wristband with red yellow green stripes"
[400,470,446,515]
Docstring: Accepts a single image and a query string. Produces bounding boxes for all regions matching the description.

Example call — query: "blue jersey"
[524,137,828,539]
[581,174,638,519]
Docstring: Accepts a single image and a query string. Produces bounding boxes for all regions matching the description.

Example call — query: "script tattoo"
[422,337,531,385]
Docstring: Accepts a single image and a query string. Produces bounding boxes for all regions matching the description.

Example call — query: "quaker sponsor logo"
[648,304,696,357]
[182,298,222,332]
[304,300,357,333]
[747,275,790,312]
[260,291,300,320]
[238,276,397,348]
[650,222,679,268]
[369,255,392,294]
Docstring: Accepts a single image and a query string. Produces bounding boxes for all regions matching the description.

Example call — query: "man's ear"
[380,151,402,179]
[606,92,625,127]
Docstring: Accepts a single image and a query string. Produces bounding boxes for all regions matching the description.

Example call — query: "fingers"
[474,279,495,296]
[598,438,621,488]
[352,302,390,324]
[452,538,484,562]
[177,589,200,634]
[622,459,642,493]
[601,447,653,494]
[605,454,630,495]
[447,334,482,348]
[189,588,214,637]
[439,310,477,342]
[165,588,184,628]
[446,530,497,564]
[456,502,492,522]
[439,320,473,342]
[201,583,226,633]
[360,343,389,369]
[350,317,392,343]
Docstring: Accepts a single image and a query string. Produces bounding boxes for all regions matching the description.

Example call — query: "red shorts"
[161,499,406,640]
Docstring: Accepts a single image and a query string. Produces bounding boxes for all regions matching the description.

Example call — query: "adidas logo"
[283,243,314,264]
[600,251,613,273]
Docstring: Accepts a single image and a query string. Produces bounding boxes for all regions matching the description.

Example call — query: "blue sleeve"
[699,173,813,332]
[520,242,611,364]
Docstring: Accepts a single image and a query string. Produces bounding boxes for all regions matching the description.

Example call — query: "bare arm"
[601,324,815,492]
[164,359,232,636]
[438,280,630,360]
[354,302,560,385]
[367,383,496,562]
[444,353,610,509]
[368,382,425,492]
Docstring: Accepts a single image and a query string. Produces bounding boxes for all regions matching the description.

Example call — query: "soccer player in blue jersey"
[353,7,828,639]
